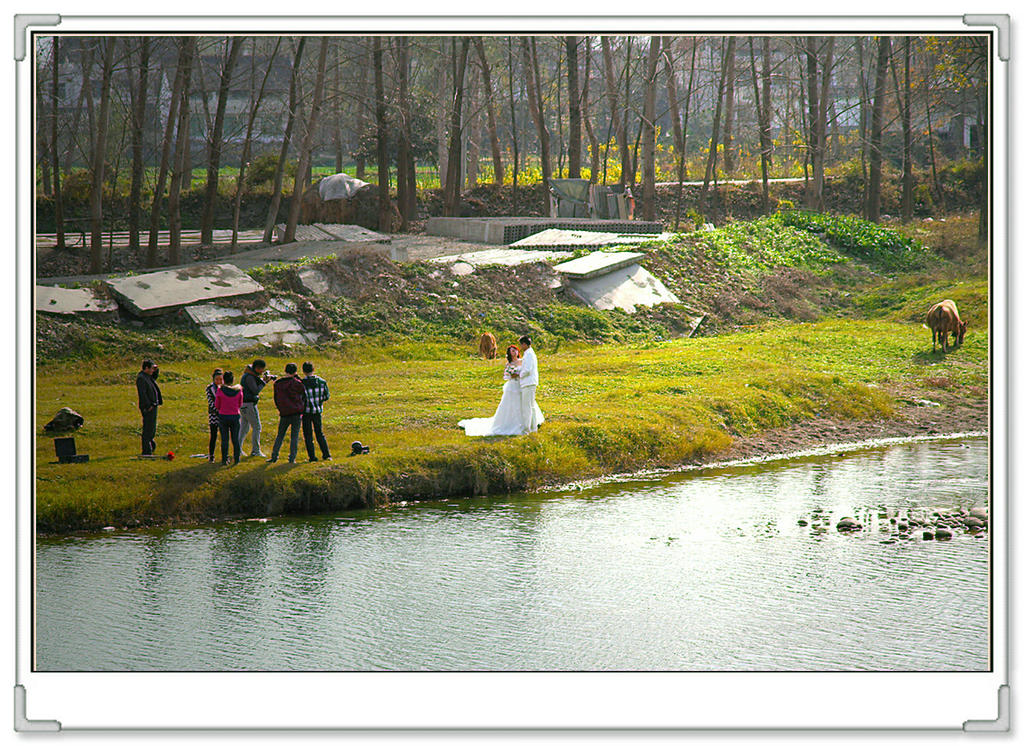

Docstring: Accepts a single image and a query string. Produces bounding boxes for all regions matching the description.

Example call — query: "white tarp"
[318,173,371,202]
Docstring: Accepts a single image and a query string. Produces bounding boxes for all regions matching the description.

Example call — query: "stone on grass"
[105,263,263,317]
[44,407,84,432]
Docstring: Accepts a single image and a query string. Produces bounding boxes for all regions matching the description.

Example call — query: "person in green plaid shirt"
[301,361,332,462]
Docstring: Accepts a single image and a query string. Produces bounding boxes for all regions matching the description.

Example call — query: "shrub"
[248,153,296,185]
[776,211,929,270]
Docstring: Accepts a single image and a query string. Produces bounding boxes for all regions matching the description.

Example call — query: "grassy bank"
[35,316,987,534]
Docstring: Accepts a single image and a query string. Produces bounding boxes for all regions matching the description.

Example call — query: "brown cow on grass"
[479,332,498,359]
[926,299,967,353]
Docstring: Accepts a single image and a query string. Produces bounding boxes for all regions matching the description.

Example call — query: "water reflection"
[36,437,989,672]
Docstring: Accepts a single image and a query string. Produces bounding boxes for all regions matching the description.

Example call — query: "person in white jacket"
[516,335,540,433]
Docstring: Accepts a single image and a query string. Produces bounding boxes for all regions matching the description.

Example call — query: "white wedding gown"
[459,375,545,436]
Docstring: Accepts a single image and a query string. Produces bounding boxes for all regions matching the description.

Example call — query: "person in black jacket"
[238,358,275,458]
[135,359,163,455]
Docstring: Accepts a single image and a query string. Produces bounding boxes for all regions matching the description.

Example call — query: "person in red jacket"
[267,363,307,463]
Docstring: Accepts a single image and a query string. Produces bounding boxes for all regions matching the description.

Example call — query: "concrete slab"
[552,251,646,280]
[511,228,669,249]
[35,285,118,318]
[428,248,572,268]
[566,264,681,314]
[104,263,264,317]
[274,224,334,243]
[201,318,319,353]
[183,303,246,325]
[426,217,664,245]
[314,224,391,243]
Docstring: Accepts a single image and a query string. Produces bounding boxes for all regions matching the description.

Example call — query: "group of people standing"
[136,358,332,465]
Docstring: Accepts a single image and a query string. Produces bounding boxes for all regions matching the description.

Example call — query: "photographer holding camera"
[239,359,276,458]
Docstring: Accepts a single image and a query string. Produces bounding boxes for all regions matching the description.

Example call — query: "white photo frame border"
[14,13,1009,731]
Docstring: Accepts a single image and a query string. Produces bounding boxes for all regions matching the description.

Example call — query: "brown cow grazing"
[927,299,968,353]
[479,332,498,359]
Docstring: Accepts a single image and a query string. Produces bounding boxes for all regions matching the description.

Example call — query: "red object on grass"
[165,451,175,461]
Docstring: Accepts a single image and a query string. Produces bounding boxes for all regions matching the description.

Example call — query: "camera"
[350,440,370,456]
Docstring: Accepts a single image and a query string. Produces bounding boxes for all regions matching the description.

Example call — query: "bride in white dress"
[459,345,545,436]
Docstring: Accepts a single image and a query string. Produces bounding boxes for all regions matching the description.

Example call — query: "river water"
[35,435,990,672]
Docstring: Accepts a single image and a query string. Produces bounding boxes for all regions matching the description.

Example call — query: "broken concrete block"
[553,251,646,280]
[510,228,668,249]
[314,224,391,243]
[274,224,335,243]
[566,264,680,313]
[183,304,246,326]
[105,264,263,317]
[428,248,573,268]
[36,285,118,319]
[450,262,475,276]
[200,319,320,353]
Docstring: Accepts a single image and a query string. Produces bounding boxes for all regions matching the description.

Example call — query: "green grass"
[35,317,988,534]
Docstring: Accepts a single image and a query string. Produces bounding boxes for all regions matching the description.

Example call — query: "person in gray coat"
[238,359,275,457]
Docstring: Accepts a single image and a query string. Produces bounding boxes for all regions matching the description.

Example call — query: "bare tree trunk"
[88,38,116,274]
[722,39,737,174]
[867,36,891,222]
[663,37,685,228]
[127,37,150,253]
[701,37,733,207]
[166,38,196,266]
[436,39,449,189]
[50,37,66,250]
[373,36,394,230]
[581,38,600,181]
[200,37,241,246]
[566,35,582,179]
[232,38,280,250]
[601,36,632,185]
[472,38,504,186]
[749,38,772,216]
[465,67,479,188]
[284,38,329,243]
[147,39,188,266]
[355,45,367,180]
[640,35,660,221]
[395,36,415,229]
[520,37,551,183]
[804,37,820,209]
[896,39,913,222]
[442,38,470,216]
[507,37,520,212]
[856,37,870,215]
[263,38,306,243]
[681,38,697,181]
[813,37,834,211]
[922,47,944,212]
[333,41,345,173]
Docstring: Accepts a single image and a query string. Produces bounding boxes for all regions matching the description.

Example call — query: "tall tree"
[127,37,150,254]
[507,37,520,213]
[640,35,661,221]
[663,37,686,228]
[442,38,471,216]
[890,38,914,222]
[702,37,734,205]
[520,37,551,184]
[88,38,117,274]
[50,36,66,250]
[283,38,329,243]
[722,39,737,174]
[262,37,306,243]
[373,36,393,229]
[395,36,416,228]
[472,38,504,186]
[166,37,197,266]
[147,38,189,266]
[566,36,582,179]
[200,37,241,246]
[749,37,772,215]
[232,37,281,250]
[581,37,600,181]
[601,36,633,185]
[866,36,891,222]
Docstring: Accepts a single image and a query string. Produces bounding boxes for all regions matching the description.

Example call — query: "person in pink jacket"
[214,371,244,465]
